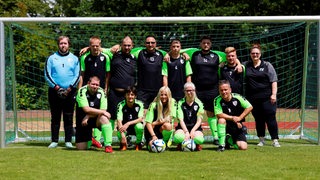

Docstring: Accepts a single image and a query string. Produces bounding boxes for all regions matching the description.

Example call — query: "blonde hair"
[225,47,236,54]
[154,86,173,123]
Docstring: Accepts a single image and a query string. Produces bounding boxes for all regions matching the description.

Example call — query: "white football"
[181,139,196,152]
[151,139,166,153]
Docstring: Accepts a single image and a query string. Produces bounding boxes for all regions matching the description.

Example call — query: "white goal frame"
[1,16,320,148]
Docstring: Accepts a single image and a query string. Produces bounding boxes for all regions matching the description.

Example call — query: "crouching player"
[116,86,144,151]
[75,76,113,153]
[214,80,253,151]
[174,82,205,151]
[145,86,176,151]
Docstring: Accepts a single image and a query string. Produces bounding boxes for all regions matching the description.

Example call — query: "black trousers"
[248,98,279,140]
[48,87,76,142]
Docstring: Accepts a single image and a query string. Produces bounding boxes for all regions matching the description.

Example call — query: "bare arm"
[163,76,168,87]
[271,82,277,104]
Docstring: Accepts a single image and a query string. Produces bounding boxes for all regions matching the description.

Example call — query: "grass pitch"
[1,139,320,180]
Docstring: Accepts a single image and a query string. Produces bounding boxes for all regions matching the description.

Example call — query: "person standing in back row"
[44,36,80,148]
[130,35,167,110]
[244,43,280,147]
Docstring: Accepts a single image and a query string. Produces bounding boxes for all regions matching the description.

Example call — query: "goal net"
[1,17,319,145]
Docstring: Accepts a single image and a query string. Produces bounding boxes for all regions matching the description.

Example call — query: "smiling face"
[226,51,237,66]
[250,48,261,62]
[87,77,100,94]
[219,83,232,101]
[125,91,136,104]
[159,90,168,105]
[145,36,157,52]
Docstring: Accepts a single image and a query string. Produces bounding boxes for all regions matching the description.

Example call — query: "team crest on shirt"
[194,105,199,111]
[156,52,159,56]
[90,102,94,107]
[210,54,215,58]
[232,100,238,106]
[150,57,155,62]
[180,59,184,64]
[126,58,131,63]
[135,106,140,112]
[97,94,101,99]
[100,56,105,61]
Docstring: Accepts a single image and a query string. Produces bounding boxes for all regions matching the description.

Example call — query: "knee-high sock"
[162,130,173,142]
[217,124,226,146]
[208,117,218,139]
[194,135,204,145]
[173,132,185,144]
[134,123,144,144]
[101,123,112,146]
[93,128,102,142]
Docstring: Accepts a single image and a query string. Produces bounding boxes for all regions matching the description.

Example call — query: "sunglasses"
[146,42,156,44]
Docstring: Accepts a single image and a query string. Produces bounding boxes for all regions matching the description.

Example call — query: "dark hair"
[219,80,231,87]
[250,43,261,51]
[125,86,137,96]
[89,76,100,82]
[200,35,212,42]
[146,35,156,40]
[170,38,181,46]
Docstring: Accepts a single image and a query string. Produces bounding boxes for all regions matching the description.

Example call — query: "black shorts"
[196,89,219,112]
[226,125,247,143]
[108,88,126,120]
[137,90,158,109]
[144,124,163,144]
[75,117,98,143]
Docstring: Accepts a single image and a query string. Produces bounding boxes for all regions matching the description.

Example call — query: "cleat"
[65,142,73,149]
[213,139,219,145]
[48,142,58,148]
[91,137,102,148]
[105,146,113,153]
[196,144,202,151]
[176,144,182,151]
[135,143,142,151]
[217,145,225,152]
[120,143,127,151]
[257,141,266,147]
[272,140,281,148]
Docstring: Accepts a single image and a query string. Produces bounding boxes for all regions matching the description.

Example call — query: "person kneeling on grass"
[174,82,205,151]
[75,76,113,153]
[214,80,253,152]
[116,86,144,151]
[145,86,176,151]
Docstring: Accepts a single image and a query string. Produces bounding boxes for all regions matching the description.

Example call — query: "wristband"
[54,85,60,91]
[151,134,156,137]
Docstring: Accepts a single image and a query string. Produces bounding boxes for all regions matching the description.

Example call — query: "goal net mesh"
[3,20,319,143]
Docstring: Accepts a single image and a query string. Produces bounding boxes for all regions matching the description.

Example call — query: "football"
[181,139,196,152]
[150,139,166,153]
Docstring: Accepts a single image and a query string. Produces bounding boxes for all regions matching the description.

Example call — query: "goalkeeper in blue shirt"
[44,36,80,149]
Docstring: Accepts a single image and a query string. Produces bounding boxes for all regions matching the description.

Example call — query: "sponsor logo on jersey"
[259,68,264,71]
[150,57,154,62]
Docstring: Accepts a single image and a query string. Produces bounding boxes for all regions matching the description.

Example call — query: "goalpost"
[0,16,320,148]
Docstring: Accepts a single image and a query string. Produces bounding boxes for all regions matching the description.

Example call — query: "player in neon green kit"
[174,82,205,151]
[145,86,176,151]
[214,80,252,151]
[75,76,114,153]
[116,86,144,151]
